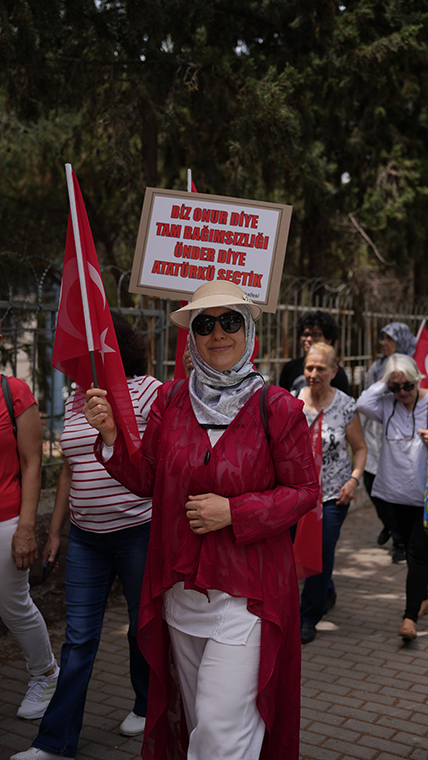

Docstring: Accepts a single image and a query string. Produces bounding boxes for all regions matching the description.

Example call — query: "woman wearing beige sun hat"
[169,280,262,326]
[84,280,318,760]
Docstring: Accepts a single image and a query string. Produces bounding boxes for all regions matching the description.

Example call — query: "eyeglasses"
[192,312,244,336]
[301,330,324,341]
[387,382,415,394]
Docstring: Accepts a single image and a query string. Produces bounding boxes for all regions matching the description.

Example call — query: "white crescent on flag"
[99,327,116,362]
[88,262,107,309]
[60,259,110,343]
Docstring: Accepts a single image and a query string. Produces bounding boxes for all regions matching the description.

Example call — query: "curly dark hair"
[296,310,338,344]
[111,310,147,377]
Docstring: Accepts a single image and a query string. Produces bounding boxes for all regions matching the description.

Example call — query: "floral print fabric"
[300,389,356,502]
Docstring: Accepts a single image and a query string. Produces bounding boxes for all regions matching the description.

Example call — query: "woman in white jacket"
[362,322,416,560]
[357,354,428,641]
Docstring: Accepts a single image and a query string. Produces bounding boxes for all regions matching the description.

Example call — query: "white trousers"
[0,516,55,676]
[168,620,265,760]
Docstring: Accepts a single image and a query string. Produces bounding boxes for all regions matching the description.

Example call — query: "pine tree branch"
[348,212,393,267]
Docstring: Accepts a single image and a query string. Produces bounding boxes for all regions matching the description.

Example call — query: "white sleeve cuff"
[101,443,115,462]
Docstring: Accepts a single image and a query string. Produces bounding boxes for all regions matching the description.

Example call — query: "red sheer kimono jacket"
[95,379,318,760]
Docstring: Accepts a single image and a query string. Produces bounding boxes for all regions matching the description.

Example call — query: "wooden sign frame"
[129,188,292,312]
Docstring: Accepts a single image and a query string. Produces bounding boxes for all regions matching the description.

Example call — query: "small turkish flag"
[174,175,198,379]
[52,169,141,461]
[414,320,428,389]
[293,410,323,579]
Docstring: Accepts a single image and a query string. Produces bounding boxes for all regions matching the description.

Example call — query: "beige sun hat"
[169,281,262,329]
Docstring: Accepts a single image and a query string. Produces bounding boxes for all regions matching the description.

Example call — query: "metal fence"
[1,268,427,477]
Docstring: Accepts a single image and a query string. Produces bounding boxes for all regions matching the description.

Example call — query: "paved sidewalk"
[1,498,427,760]
[0,602,142,760]
[300,500,428,760]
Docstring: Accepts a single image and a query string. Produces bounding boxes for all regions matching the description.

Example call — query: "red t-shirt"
[0,376,37,522]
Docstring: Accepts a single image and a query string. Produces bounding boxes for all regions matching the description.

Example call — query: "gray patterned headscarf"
[368,322,416,384]
[381,322,417,356]
[188,304,264,426]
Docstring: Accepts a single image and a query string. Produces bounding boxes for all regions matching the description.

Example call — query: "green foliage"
[41,459,63,490]
[1,0,428,295]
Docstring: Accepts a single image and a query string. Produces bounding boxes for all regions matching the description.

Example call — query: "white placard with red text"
[129,188,292,312]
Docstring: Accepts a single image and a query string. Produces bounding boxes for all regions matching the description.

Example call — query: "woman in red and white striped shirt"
[16,312,161,760]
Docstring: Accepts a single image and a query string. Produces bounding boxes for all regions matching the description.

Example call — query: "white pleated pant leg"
[0,516,55,676]
[168,620,265,760]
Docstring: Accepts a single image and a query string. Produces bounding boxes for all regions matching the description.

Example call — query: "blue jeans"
[33,521,150,758]
[300,499,349,627]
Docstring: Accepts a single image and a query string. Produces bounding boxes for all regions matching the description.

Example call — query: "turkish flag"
[293,410,323,579]
[174,177,198,379]
[414,320,428,389]
[251,335,260,368]
[52,169,141,461]
[173,300,189,379]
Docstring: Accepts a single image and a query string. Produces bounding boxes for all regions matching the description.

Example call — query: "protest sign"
[129,188,292,312]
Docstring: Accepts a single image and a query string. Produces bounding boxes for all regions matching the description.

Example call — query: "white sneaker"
[17,663,60,720]
[119,711,146,736]
[10,749,74,760]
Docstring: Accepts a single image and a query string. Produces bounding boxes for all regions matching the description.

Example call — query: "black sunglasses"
[192,312,244,336]
[388,381,415,394]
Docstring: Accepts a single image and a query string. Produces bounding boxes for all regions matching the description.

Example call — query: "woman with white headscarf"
[84,281,319,760]
[362,322,416,562]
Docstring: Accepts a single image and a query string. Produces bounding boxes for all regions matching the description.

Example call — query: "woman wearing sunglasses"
[361,322,416,561]
[84,281,319,760]
[357,354,428,641]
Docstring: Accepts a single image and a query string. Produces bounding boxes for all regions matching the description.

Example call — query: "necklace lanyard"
[385,391,419,441]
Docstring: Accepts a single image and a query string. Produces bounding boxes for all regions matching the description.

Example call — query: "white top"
[162,429,258,645]
[298,389,356,502]
[163,583,258,645]
[356,382,428,506]
[360,359,385,474]
[361,416,382,475]
[62,375,161,532]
